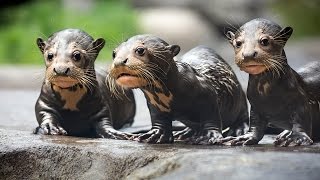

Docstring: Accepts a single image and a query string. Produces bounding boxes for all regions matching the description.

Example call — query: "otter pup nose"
[242,51,257,60]
[114,58,128,67]
[53,66,71,76]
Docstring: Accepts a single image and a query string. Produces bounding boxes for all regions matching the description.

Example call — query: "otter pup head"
[108,34,180,90]
[226,18,293,76]
[37,29,105,89]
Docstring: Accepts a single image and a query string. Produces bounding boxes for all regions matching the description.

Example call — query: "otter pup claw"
[134,128,173,144]
[34,122,67,135]
[173,127,195,141]
[188,129,224,145]
[221,132,259,146]
[274,130,313,147]
[97,128,133,140]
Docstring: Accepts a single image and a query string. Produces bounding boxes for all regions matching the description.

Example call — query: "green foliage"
[271,0,320,38]
[0,0,139,64]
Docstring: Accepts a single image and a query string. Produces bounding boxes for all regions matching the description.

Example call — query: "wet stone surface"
[1,90,320,180]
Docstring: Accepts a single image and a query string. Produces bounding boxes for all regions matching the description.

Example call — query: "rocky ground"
[1,88,320,180]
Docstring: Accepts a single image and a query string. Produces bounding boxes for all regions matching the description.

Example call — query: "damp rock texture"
[1,90,320,180]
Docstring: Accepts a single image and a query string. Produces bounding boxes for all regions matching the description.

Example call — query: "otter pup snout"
[53,65,71,76]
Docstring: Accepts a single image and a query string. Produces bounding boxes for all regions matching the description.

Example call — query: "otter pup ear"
[36,38,46,54]
[92,38,106,53]
[168,45,180,57]
[278,27,293,43]
[226,31,235,44]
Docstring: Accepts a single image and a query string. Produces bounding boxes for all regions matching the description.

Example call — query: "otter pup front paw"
[189,129,223,145]
[34,121,67,135]
[221,132,259,146]
[274,130,313,146]
[133,128,173,144]
[97,128,133,140]
[173,127,195,141]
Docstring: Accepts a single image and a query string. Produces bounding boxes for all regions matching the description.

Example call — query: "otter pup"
[107,35,248,144]
[298,61,320,100]
[225,18,319,146]
[34,29,136,138]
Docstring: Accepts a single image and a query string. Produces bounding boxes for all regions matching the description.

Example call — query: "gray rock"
[1,89,320,179]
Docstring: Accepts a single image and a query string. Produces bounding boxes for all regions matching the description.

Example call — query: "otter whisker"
[224,21,241,36]
[77,35,92,48]
[85,52,100,55]
[272,29,292,41]
[137,68,155,91]
[152,53,171,70]
[145,63,167,78]
[141,66,169,91]
[106,73,125,99]
[86,40,105,53]
[265,58,286,78]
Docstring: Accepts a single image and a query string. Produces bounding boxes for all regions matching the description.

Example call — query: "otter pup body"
[34,29,135,138]
[225,18,319,146]
[107,35,248,144]
[298,61,320,100]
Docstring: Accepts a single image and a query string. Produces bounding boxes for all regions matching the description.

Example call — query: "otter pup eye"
[112,50,116,59]
[260,38,269,46]
[73,51,81,61]
[135,47,145,56]
[235,41,242,48]
[47,53,54,61]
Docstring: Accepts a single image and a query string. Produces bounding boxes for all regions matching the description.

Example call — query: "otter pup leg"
[190,128,224,145]
[221,109,266,146]
[95,119,132,140]
[34,115,67,135]
[133,112,173,144]
[274,130,313,146]
[225,122,249,137]
[174,127,224,145]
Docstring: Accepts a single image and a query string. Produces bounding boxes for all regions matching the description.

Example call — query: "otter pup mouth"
[52,76,79,89]
[116,73,143,87]
[110,66,148,88]
[240,62,267,75]
[117,73,138,79]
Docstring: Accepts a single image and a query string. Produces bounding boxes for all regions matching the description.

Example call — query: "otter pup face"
[227,18,293,75]
[37,29,105,89]
[108,35,180,90]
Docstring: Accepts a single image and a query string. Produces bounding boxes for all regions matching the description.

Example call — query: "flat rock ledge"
[1,129,320,180]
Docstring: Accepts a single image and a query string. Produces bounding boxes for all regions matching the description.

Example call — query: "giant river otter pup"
[107,35,248,144]
[34,29,136,138]
[225,18,320,146]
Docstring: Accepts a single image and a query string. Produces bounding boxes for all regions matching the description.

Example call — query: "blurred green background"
[0,0,319,65]
[271,0,320,38]
[0,0,139,64]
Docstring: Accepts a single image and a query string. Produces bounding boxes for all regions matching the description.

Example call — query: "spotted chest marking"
[257,81,270,95]
[52,84,87,111]
[143,90,173,112]
[142,81,173,112]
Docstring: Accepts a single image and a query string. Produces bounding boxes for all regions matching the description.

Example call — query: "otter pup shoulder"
[107,35,248,144]
[34,29,136,138]
[225,18,319,146]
